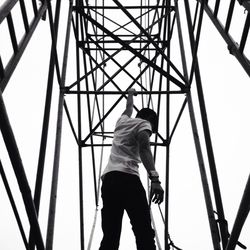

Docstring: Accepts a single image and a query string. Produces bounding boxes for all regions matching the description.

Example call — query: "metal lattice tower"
[0,1,250,250]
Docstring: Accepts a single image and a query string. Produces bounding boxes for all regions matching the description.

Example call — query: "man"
[99,88,164,250]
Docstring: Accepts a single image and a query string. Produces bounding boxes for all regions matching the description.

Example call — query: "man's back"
[102,114,151,177]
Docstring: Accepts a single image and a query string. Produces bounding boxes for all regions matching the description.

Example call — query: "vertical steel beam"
[45,1,72,250]
[164,1,171,249]
[75,1,85,248]
[80,1,98,206]
[186,1,230,248]
[29,0,62,249]
[226,174,250,250]
[184,0,222,249]
[32,0,61,214]
[186,91,221,250]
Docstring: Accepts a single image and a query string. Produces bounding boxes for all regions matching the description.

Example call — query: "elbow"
[139,146,150,159]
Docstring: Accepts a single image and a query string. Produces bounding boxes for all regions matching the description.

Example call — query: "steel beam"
[184,1,222,249]
[45,1,72,250]
[0,2,47,91]
[226,174,250,250]
[201,1,250,77]
[0,91,44,250]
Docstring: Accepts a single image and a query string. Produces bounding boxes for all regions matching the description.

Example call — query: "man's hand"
[150,182,164,204]
[122,88,137,117]
[128,88,137,96]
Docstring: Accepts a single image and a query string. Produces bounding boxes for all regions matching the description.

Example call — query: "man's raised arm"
[122,88,136,117]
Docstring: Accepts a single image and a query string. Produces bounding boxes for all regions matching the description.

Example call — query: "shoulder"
[116,114,129,124]
[134,118,152,136]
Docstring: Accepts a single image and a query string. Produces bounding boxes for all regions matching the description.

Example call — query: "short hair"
[136,108,158,133]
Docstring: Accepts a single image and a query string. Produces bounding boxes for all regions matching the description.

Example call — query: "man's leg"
[125,176,156,250]
[99,172,125,250]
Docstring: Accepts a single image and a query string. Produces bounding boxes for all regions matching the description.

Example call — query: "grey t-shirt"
[102,114,152,178]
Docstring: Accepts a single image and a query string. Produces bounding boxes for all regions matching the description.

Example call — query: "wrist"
[148,170,159,180]
[151,179,161,184]
[149,170,161,184]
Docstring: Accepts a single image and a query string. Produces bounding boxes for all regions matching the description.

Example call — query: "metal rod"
[185,0,226,249]
[75,1,85,249]
[225,0,236,34]
[29,0,62,249]
[79,39,169,43]
[239,12,250,53]
[79,47,167,51]
[189,0,205,85]
[188,1,230,248]
[33,0,61,216]
[45,1,72,249]
[0,91,44,250]
[214,0,221,17]
[81,13,105,135]
[31,0,38,16]
[164,1,171,248]
[87,33,159,38]
[169,98,187,144]
[0,2,47,91]
[80,0,99,207]
[19,0,29,33]
[63,101,78,144]
[74,5,174,10]
[0,160,30,250]
[65,90,185,94]
[186,90,221,250]
[7,13,18,53]
[81,142,167,147]
[226,174,250,250]
[45,0,62,86]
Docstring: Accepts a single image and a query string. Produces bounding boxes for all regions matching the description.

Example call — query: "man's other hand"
[150,182,164,204]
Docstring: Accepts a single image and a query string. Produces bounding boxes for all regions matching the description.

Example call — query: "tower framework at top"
[0,1,250,250]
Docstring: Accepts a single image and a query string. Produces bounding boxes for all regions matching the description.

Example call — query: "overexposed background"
[0,1,250,249]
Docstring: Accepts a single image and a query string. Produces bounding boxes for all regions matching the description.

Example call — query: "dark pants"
[99,171,156,250]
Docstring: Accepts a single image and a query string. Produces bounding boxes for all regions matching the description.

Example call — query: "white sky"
[0,1,250,250]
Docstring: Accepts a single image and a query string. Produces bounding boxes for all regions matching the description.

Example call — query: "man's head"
[136,108,158,133]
